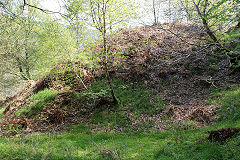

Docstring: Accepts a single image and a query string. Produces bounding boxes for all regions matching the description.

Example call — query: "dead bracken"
[0,23,239,135]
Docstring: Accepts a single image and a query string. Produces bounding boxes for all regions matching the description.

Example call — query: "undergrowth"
[223,28,240,69]
[89,78,165,115]
[74,78,165,129]
[2,80,240,159]
[208,84,240,122]
[15,89,58,118]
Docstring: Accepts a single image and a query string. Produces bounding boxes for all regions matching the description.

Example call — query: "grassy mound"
[0,23,240,159]
[0,77,166,133]
[15,89,58,118]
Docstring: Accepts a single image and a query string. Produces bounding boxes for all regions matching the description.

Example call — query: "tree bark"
[102,0,118,104]
[192,0,218,42]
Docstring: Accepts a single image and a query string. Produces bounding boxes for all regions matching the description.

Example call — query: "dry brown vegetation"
[1,23,240,135]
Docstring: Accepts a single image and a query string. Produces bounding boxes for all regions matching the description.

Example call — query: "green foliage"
[0,2,76,98]
[34,16,76,78]
[15,89,58,118]
[0,1,39,80]
[222,28,240,68]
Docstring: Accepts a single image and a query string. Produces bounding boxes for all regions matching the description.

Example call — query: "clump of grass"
[208,85,240,121]
[218,88,240,121]
[0,105,7,119]
[15,89,58,118]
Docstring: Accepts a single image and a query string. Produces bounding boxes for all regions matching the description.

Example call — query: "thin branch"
[23,0,66,17]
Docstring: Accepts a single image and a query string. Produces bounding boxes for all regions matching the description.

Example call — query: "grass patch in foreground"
[1,120,240,160]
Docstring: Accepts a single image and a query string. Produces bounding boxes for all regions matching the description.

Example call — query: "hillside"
[0,23,240,159]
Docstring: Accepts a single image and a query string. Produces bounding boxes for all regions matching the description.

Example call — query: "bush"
[223,28,240,69]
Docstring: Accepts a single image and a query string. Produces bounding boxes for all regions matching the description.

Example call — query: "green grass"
[0,105,7,119]
[15,89,58,118]
[208,84,240,122]
[74,78,165,130]
[89,79,165,115]
[0,120,240,160]
[218,87,240,121]
[2,80,240,159]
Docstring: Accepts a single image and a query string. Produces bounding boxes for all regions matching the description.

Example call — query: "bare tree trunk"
[192,0,218,42]
[25,7,31,80]
[153,0,157,25]
[168,0,171,23]
[179,0,191,22]
[102,0,118,104]
[185,0,190,21]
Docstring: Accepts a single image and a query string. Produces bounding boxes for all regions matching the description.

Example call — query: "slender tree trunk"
[24,3,31,80]
[16,58,29,80]
[185,0,190,21]
[179,0,191,22]
[168,0,171,23]
[102,0,118,104]
[192,0,218,42]
[153,0,157,25]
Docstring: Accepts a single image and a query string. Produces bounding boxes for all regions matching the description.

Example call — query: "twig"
[23,0,66,17]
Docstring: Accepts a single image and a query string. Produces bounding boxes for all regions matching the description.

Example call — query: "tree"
[0,0,38,80]
[0,0,77,97]
[192,0,218,42]
[148,0,186,25]
[153,0,157,24]
[178,0,240,42]
[63,0,89,48]
[87,0,138,103]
